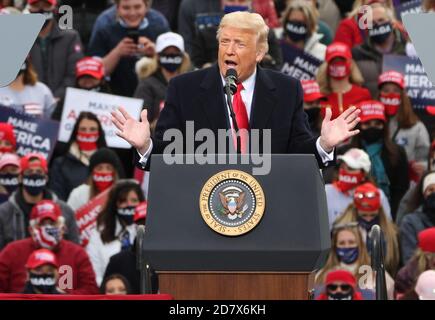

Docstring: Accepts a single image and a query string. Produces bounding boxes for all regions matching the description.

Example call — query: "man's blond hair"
[217,11,269,54]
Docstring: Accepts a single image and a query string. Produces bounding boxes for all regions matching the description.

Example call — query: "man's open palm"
[111,107,151,155]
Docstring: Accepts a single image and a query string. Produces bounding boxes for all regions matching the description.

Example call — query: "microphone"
[224,68,241,154]
[225,68,238,95]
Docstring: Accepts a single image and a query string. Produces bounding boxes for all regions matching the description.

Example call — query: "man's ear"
[255,49,266,63]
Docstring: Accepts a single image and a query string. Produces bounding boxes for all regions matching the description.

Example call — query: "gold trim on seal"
[199,170,266,236]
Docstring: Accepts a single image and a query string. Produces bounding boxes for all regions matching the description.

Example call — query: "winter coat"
[400,209,435,264]
[49,144,92,201]
[86,222,137,286]
[0,238,98,294]
[29,23,84,99]
[351,30,407,98]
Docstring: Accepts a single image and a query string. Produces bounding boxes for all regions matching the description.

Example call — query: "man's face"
[28,1,55,12]
[218,26,265,82]
[117,0,147,28]
[0,140,13,150]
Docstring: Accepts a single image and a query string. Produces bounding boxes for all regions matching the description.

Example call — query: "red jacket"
[0,238,98,294]
[321,85,372,120]
[252,0,280,28]
[334,17,364,49]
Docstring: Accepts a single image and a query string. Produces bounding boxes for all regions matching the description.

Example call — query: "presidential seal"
[199,170,265,236]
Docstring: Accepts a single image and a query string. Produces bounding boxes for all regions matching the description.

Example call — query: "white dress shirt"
[138,68,334,166]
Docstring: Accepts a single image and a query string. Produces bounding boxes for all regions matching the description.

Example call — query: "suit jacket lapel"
[197,64,229,131]
[250,66,277,130]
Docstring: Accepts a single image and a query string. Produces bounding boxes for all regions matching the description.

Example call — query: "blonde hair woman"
[316,223,371,286]
[316,42,371,120]
[0,58,56,118]
[281,0,326,60]
[333,0,398,48]
[334,182,400,276]
[316,222,395,299]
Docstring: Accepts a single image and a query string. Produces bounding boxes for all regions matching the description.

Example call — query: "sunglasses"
[354,191,378,199]
[326,284,352,292]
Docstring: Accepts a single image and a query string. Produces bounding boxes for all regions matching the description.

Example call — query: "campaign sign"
[0,105,59,160]
[383,54,435,133]
[395,0,422,21]
[59,88,143,149]
[75,188,110,247]
[280,41,322,80]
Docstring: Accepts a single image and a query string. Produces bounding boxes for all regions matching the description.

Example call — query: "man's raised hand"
[111,107,151,155]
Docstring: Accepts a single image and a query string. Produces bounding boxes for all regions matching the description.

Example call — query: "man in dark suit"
[112,11,361,169]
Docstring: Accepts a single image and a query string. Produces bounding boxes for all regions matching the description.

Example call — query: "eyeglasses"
[326,284,352,292]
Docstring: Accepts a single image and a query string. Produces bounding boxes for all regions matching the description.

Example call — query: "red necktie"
[232,83,249,153]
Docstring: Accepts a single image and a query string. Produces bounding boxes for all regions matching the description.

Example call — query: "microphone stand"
[225,83,241,154]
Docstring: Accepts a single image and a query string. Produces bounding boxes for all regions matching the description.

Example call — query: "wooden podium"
[141,155,330,300]
[158,271,316,300]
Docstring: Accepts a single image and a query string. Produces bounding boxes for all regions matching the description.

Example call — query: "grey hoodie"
[0,190,79,250]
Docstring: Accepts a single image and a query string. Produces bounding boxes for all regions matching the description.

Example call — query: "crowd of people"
[0,0,434,299]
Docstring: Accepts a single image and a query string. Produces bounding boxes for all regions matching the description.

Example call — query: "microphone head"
[225,68,238,81]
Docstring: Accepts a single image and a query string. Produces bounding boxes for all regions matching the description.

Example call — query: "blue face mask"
[223,5,249,14]
[336,247,359,264]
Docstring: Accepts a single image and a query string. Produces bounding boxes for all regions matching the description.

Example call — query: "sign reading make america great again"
[0,105,59,161]
[280,41,322,81]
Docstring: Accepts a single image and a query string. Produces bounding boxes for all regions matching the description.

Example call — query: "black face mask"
[284,21,308,42]
[424,193,435,221]
[334,0,356,17]
[22,174,46,196]
[117,206,136,226]
[327,290,354,300]
[369,22,393,45]
[159,54,183,73]
[29,273,56,294]
[361,127,384,144]
[0,173,19,194]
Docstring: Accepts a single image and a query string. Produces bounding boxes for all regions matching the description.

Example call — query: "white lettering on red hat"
[302,82,320,95]
[37,202,55,214]
[380,71,404,87]
[361,103,384,116]
[35,251,56,263]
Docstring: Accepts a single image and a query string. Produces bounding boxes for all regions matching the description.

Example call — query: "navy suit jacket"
[136,64,335,169]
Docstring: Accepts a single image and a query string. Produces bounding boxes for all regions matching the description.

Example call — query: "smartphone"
[126,28,140,44]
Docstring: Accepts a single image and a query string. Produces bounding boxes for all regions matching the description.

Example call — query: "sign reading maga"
[0,105,59,160]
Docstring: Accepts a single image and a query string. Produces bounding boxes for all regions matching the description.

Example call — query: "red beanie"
[418,228,435,253]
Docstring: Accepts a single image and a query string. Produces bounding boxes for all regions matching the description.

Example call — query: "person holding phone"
[88,0,169,97]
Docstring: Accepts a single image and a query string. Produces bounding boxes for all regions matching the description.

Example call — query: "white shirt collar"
[221,67,257,92]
